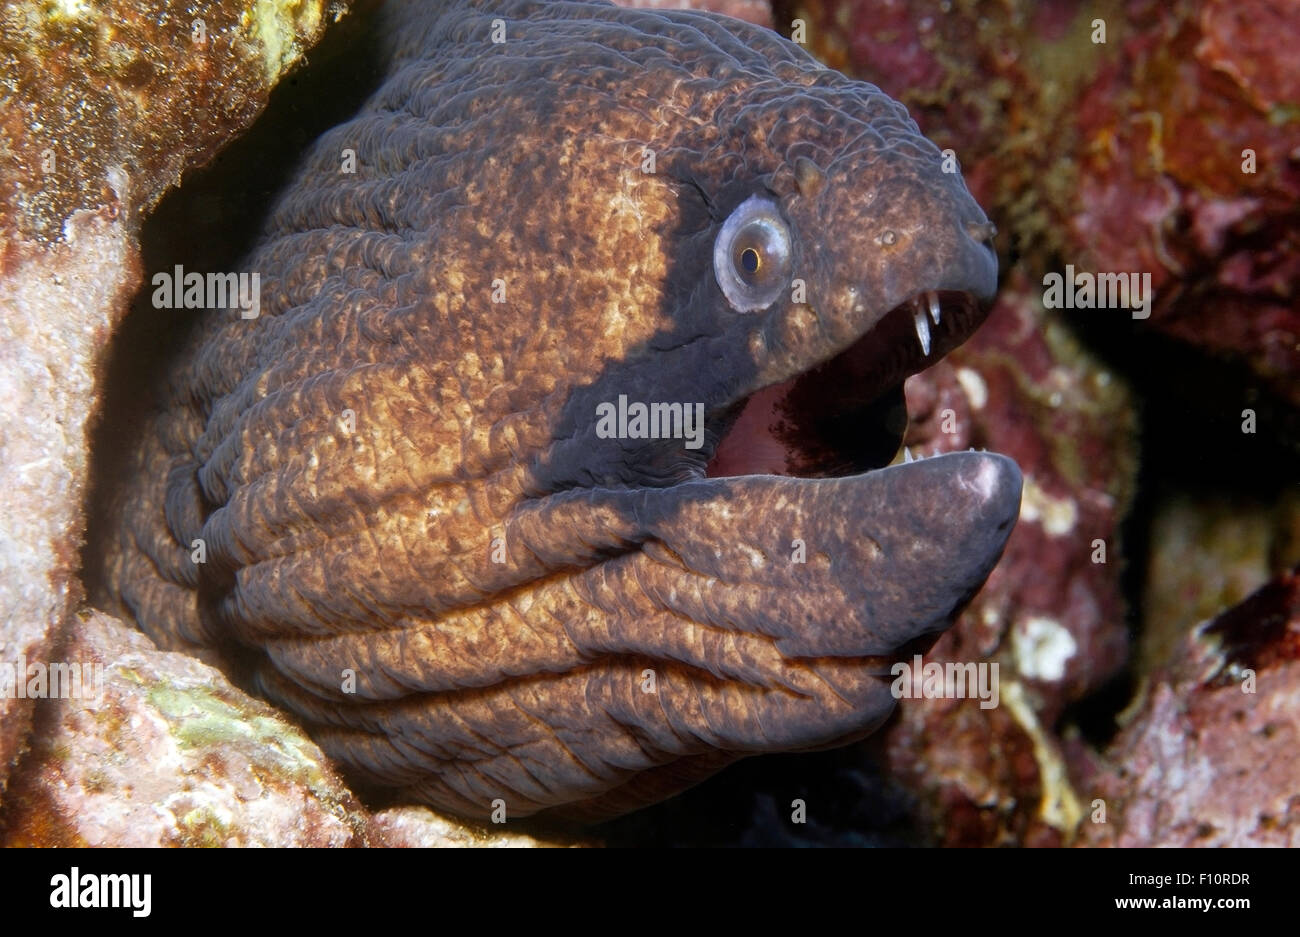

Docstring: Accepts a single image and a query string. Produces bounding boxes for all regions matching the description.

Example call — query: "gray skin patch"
[94,0,1021,822]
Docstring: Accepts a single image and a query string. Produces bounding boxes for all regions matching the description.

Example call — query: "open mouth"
[706,289,985,478]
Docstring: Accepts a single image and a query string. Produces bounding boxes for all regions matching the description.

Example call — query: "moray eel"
[95,0,1021,822]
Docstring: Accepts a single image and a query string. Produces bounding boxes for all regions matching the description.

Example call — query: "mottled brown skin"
[96,0,1020,821]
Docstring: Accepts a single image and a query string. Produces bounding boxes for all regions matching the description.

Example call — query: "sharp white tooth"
[913,308,931,356]
[928,291,941,325]
[904,447,914,463]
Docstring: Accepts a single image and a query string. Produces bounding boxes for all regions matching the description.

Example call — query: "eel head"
[115,1,1022,823]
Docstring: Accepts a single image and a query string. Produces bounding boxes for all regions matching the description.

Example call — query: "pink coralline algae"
[1077,568,1300,847]
[884,272,1136,846]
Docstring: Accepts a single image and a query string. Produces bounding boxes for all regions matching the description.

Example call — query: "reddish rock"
[1077,569,1300,846]
[1070,1,1300,408]
[789,0,1300,408]
[0,0,352,800]
[0,612,378,847]
[880,271,1137,846]
[780,0,1298,847]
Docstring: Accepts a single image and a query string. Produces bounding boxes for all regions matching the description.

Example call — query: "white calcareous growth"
[1012,615,1077,682]
[1018,475,1078,536]
[955,366,988,410]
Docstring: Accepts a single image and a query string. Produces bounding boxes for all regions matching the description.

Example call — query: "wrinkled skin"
[94,0,1021,821]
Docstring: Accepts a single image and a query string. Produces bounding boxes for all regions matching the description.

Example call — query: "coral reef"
[778,0,1298,845]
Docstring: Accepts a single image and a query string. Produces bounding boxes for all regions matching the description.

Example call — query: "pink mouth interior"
[705,382,798,476]
[705,290,981,479]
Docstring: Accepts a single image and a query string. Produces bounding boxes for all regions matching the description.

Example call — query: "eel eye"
[713,194,793,312]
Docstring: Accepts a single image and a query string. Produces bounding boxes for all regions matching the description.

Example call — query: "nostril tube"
[966,219,998,243]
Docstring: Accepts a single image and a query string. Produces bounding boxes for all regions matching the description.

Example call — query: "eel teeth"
[927,290,941,325]
[913,305,932,356]
[903,447,915,463]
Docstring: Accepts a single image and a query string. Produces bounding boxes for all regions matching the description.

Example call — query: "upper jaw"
[702,275,996,482]
[697,181,1000,482]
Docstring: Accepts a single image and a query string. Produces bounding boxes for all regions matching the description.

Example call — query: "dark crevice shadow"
[1058,309,1300,748]
[595,731,926,847]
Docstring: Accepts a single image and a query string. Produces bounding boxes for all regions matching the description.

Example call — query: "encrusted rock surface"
[1,612,376,846]
[884,272,1137,846]
[1077,568,1300,847]
[1,0,353,242]
[0,0,352,798]
[0,611,561,847]
[0,208,136,795]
